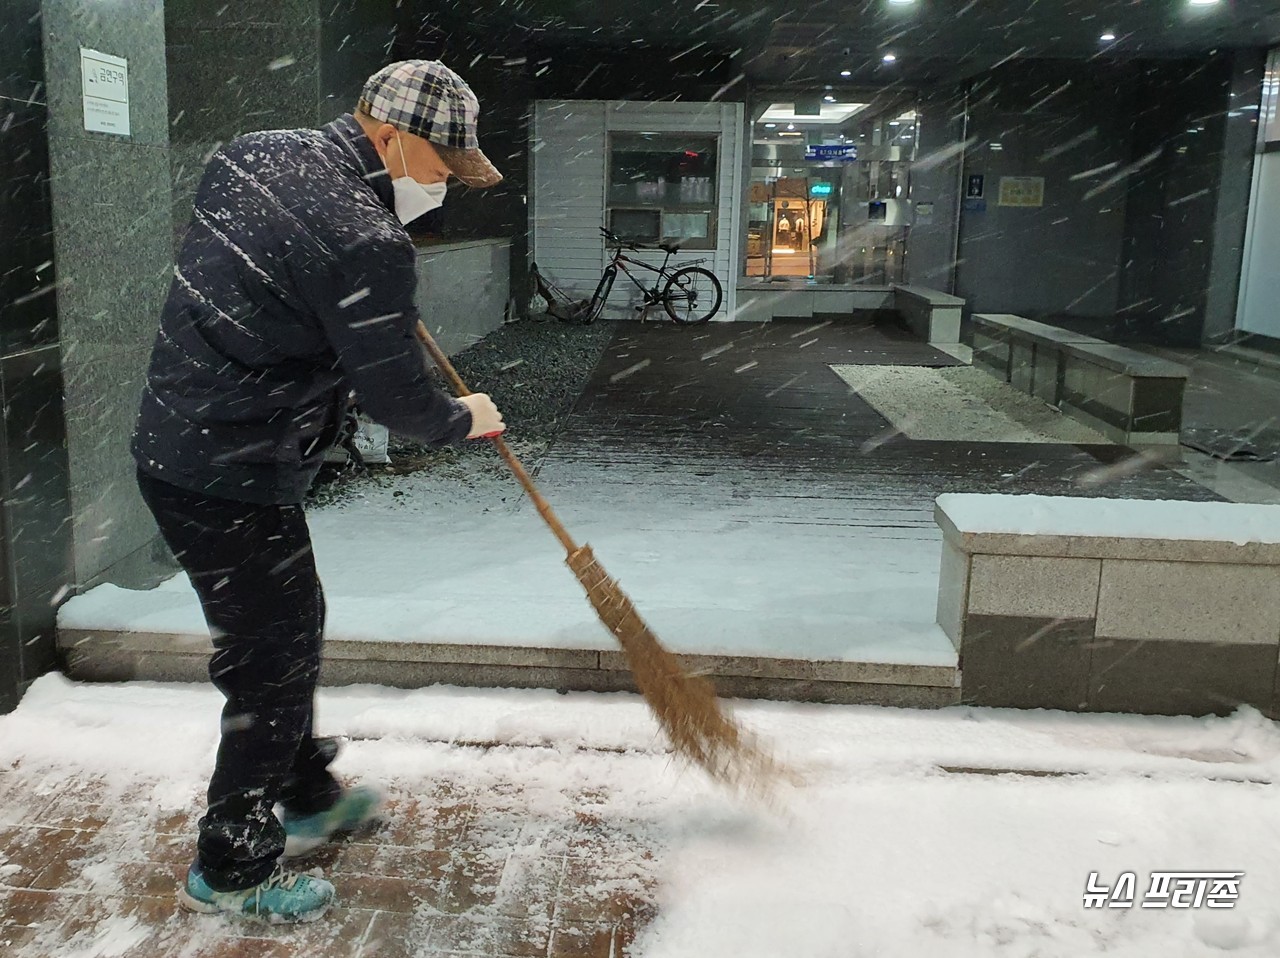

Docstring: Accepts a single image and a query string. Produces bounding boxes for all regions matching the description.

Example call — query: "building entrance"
[745,95,917,285]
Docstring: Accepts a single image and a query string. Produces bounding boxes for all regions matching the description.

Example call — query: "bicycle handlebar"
[601,227,664,253]
[600,227,638,252]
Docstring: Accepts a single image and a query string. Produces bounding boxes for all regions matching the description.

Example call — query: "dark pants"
[137,470,341,891]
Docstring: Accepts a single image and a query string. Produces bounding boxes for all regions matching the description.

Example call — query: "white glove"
[458,393,506,439]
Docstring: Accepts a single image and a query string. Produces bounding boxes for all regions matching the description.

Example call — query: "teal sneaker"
[280,785,384,858]
[178,863,335,923]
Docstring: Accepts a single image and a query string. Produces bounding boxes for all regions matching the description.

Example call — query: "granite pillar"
[0,0,74,711]
[43,0,175,594]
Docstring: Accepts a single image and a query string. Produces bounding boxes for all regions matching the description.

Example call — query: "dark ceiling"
[422,0,1280,84]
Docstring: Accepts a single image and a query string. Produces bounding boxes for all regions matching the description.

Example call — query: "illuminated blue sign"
[810,182,835,197]
[805,144,858,162]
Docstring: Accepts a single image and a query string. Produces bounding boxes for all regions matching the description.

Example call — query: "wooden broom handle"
[414,320,579,556]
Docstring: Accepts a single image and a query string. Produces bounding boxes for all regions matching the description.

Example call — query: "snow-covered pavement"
[59,455,956,669]
[2,676,1279,956]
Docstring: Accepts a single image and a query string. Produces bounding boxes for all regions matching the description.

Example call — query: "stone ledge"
[937,494,1280,717]
[971,315,1185,371]
[59,630,602,670]
[974,313,1109,348]
[59,629,962,707]
[894,285,965,308]
[936,501,1280,566]
[970,314,1186,443]
[894,285,963,345]
[1058,341,1186,378]
[597,649,959,687]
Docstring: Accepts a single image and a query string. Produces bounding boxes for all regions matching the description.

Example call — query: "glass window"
[607,134,718,249]
[609,208,662,243]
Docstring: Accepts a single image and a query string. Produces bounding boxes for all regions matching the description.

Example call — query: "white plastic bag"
[352,416,390,464]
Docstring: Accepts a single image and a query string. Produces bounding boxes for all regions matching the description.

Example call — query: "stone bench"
[935,493,1280,717]
[893,285,964,345]
[971,313,1187,445]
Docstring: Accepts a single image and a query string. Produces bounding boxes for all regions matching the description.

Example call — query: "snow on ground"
[830,364,1113,445]
[60,457,955,666]
[5,675,1280,957]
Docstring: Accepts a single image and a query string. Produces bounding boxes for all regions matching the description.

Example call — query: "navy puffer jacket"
[132,113,471,504]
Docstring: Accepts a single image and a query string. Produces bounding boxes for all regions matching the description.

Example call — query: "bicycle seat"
[658,242,681,254]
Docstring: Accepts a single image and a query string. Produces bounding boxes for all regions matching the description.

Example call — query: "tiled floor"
[0,768,661,957]
[556,319,1218,501]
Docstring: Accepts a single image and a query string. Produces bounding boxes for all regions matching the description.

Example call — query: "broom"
[414,321,779,792]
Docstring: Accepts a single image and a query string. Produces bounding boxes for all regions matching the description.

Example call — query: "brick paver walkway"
[0,758,661,957]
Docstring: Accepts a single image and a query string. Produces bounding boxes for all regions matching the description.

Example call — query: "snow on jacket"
[132,113,471,504]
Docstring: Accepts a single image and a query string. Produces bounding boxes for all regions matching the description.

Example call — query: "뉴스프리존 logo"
[1084,871,1244,909]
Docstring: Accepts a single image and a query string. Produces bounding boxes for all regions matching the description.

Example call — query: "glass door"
[746,95,917,284]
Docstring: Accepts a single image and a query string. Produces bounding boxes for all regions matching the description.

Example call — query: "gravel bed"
[308,316,615,507]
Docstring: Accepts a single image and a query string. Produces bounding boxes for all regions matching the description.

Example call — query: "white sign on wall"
[80,48,130,136]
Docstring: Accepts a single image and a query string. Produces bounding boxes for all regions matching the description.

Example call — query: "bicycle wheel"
[583,266,616,324]
[661,267,723,324]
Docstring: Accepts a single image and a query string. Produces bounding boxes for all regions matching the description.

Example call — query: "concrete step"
[58,628,962,709]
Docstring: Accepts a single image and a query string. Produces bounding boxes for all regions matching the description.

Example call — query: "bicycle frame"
[607,245,710,303]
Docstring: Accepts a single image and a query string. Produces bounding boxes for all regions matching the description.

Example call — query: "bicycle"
[583,227,724,325]
[529,260,591,323]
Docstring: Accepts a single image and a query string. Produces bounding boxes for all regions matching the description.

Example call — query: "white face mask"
[390,135,447,225]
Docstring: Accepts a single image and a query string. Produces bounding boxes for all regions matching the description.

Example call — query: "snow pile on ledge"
[938,494,1280,546]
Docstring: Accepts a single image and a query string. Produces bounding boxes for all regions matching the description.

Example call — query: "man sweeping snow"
[132,60,505,922]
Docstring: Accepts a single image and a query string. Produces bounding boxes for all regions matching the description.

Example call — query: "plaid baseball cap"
[358,60,502,188]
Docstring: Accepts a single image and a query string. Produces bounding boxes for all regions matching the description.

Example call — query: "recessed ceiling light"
[787,123,795,130]
[1100,32,1116,42]
[840,69,852,77]
[824,95,836,102]
[888,0,916,4]
[882,53,897,63]
[765,123,777,128]
[1188,0,1220,5]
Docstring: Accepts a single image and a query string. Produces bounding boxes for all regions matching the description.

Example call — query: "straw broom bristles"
[566,545,783,793]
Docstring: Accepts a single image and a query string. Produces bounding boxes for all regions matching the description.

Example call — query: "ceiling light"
[840,69,852,77]
[1100,32,1116,42]
[759,102,869,125]
[787,123,795,130]
[882,53,897,63]
[824,95,836,102]
[888,0,916,4]
[765,123,777,128]
[889,120,900,126]
[1188,0,1220,5]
